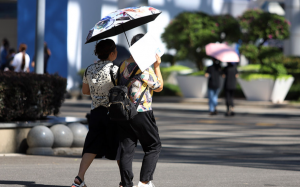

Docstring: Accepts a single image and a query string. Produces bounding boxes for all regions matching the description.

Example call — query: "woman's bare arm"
[153,54,163,92]
[82,83,90,95]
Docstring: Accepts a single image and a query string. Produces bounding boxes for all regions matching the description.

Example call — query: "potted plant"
[161,12,241,98]
[238,10,293,103]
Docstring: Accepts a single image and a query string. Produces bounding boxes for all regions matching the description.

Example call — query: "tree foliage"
[213,14,241,43]
[161,12,219,70]
[238,10,290,44]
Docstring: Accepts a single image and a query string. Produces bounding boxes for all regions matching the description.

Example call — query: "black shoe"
[230,112,235,116]
[210,112,216,115]
[225,112,230,116]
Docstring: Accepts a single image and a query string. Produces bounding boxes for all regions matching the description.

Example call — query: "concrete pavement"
[1,98,300,187]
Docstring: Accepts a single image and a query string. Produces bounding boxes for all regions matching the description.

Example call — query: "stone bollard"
[50,124,73,156]
[68,123,88,147]
[68,123,88,156]
[26,126,54,155]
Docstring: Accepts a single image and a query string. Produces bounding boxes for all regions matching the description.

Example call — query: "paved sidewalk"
[1,98,299,187]
[62,98,300,118]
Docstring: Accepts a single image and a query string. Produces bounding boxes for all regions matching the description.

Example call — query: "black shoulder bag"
[108,65,147,122]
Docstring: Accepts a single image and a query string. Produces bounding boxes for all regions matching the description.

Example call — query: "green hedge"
[0,72,67,122]
[160,65,191,81]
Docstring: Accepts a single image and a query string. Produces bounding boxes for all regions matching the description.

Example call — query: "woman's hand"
[154,54,161,68]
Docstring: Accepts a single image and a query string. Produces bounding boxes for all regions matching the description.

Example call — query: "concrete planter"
[176,76,208,98]
[238,77,294,103]
[271,77,294,103]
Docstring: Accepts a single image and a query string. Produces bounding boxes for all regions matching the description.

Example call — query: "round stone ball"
[27,126,54,148]
[50,124,74,148]
[68,123,88,147]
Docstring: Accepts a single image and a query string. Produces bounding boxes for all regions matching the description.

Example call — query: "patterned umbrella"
[205,43,240,63]
[85,6,161,44]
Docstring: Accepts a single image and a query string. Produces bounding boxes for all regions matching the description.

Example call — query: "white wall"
[67,0,119,91]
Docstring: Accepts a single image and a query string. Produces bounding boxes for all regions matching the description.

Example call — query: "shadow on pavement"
[0,180,69,187]
[133,139,300,172]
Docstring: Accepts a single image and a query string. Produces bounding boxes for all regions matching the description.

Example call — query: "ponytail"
[21,52,26,71]
[19,44,27,71]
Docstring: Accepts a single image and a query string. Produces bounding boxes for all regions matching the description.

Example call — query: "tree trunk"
[196,59,203,71]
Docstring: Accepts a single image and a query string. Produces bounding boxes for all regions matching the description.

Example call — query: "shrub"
[0,72,67,122]
[160,65,191,80]
[239,44,259,63]
[189,71,205,76]
[162,12,219,70]
[213,14,241,43]
[282,56,300,72]
[238,11,290,78]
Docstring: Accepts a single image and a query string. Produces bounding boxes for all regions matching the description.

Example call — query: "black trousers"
[225,89,235,111]
[118,110,161,187]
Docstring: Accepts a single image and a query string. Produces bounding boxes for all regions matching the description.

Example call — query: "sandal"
[71,176,87,187]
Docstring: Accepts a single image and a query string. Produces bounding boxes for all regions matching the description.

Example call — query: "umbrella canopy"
[205,43,240,63]
[85,6,161,44]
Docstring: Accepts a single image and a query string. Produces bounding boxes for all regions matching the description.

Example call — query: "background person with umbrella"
[205,58,222,115]
[205,43,240,116]
[223,62,239,116]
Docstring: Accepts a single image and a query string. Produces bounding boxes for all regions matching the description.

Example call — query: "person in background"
[205,58,222,115]
[0,38,8,54]
[43,42,51,73]
[11,44,30,72]
[0,39,9,70]
[3,48,16,71]
[31,42,51,73]
[223,62,239,116]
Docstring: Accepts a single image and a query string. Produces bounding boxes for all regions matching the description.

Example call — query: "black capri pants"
[82,106,121,160]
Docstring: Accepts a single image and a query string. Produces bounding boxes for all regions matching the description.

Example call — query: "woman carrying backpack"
[71,39,122,187]
[117,34,164,187]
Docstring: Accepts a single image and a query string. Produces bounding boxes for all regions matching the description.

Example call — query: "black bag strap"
[126,65,140,86]
[128,66,147,108]
[135,85,148,109]
[109,65,116,86]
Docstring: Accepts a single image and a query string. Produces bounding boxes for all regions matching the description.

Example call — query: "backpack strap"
[126,65,140,86]
[125,65,147,109]
[135,85,148,109]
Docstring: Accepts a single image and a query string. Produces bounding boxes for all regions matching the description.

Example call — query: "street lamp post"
[35,0,45,74]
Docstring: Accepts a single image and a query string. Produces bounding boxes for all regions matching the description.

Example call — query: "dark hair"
[131,34,144,46]
[3,39,9,48]
[44,42,48,54]
[94,39,116,60]
[9,48,15,54]
[19,44,27,71]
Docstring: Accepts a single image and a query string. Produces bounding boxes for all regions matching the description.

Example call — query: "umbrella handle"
[121,24,130,47]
